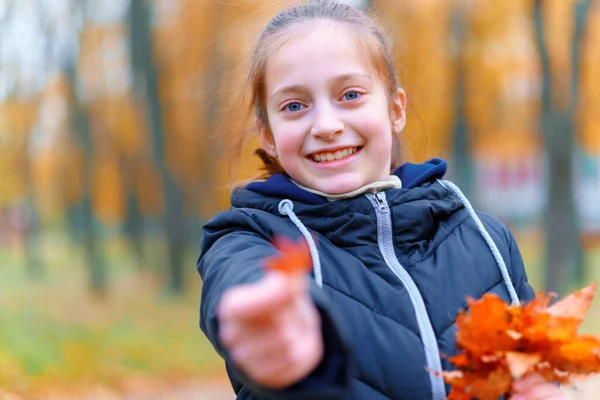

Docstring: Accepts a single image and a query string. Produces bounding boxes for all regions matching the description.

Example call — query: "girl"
[198,2,568,399]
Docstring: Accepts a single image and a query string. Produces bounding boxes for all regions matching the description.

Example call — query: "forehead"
[276,21,361,59]
[265,22,375,91]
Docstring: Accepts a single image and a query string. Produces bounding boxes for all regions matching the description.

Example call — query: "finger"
[511,392,565,400]
[512,373,546,392]
[218,318,244,348]
[218,273,298,322]
[250,346,319,389]
[285,272,307,297]
[231,330,323,389]
[512,383,566,400]
[219,314,279,349]
[228,329,291,368]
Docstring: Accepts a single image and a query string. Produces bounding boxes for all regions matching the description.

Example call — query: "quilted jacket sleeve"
[198,210,351,399]
[498,223,536,304]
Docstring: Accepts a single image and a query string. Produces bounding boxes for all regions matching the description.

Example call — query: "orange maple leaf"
[455,294,522,355]
[263,236,312,275]
[505,351,542,380]
[443,283,600,400]
[547,282,596,321]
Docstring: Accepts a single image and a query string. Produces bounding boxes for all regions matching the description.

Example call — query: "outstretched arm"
[198,228,350,399]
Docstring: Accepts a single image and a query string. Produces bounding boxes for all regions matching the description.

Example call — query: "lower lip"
[308,148,362,169]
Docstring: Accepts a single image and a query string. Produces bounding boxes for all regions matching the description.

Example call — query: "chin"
[312,177,365,195]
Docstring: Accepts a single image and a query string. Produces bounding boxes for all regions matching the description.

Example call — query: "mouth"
[309,146,362,163]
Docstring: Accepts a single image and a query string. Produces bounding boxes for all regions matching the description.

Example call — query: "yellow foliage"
[463,0,540,141]
[0,348,26,387]
[78,25,130,102]
[92,150,126,224]
[376,0,455,162]
[91,97,146,158]
[30,152,66,218]
[579,4,600,155]
[542,0,575,108]
[59,143,86,208]
[3,0,600,214]
[61,341,105,380]
[134,161,164,217]
[0,99,37,207]
[474,130,542,160]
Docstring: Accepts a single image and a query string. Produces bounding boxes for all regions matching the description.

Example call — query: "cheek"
[272,124,305,158]
[359,115,393,150]
[353,96,393,136]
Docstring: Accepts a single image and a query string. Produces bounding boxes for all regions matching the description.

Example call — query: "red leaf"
[263,236,312,275]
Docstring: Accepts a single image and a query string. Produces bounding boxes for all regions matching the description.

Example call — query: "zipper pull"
[374,192,388,213]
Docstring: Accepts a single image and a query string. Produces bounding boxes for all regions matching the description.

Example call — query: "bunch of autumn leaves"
[442,282,600,399]
[263,237,600,400]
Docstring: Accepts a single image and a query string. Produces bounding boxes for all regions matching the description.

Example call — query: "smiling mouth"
[310,147,362,163]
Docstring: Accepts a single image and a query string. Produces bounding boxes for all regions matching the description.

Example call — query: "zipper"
[373,193,387,213]
[368,192,447,400]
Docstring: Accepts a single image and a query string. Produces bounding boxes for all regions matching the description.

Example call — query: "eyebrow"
[271,85,308,98]
[336,73,372,83]
[270,73,372,98]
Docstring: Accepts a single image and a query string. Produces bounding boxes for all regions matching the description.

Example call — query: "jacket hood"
[223,156,521,308]
[242,158,448,206]
[230,158,454,260]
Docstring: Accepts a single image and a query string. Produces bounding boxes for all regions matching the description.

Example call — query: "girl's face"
[259,22,406,195]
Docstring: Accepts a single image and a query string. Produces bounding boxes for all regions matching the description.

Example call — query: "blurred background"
[1,0,599,398]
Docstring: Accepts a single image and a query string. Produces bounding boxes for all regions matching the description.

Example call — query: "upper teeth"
[312,147,358,162]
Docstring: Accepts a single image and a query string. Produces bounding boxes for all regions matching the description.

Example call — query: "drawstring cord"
[439,180,520,306]
[277,179,521,306]
[278,199,323,288]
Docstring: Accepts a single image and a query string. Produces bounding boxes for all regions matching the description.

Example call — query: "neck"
[291,176,403,202]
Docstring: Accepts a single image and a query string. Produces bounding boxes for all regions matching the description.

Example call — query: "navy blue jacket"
[198,159,536,400]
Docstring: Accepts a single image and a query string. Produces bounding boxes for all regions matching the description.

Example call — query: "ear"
[390,87,407,134]
[256,119,277,158]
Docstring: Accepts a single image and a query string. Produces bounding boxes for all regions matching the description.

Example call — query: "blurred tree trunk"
[534,0,591,293]
[127,0,185,294]
[449,3,471,196]
[123,161,145,269]
[65,63,107,297]
[21,145,43,279]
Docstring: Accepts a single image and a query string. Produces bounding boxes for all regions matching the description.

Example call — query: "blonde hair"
[229,0,402,181]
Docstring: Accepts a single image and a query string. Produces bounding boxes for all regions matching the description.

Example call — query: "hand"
[217,272,323,389]
[510,373,569,400]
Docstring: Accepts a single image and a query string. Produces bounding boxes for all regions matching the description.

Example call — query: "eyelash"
[341,90,362,101]
[280,90,364,113]
[283,102,305,112]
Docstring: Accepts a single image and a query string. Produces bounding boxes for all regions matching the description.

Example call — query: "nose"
[310,102,344,140]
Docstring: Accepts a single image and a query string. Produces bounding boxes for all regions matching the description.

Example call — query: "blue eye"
[342,91,360,101]
[285,102,304,112]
